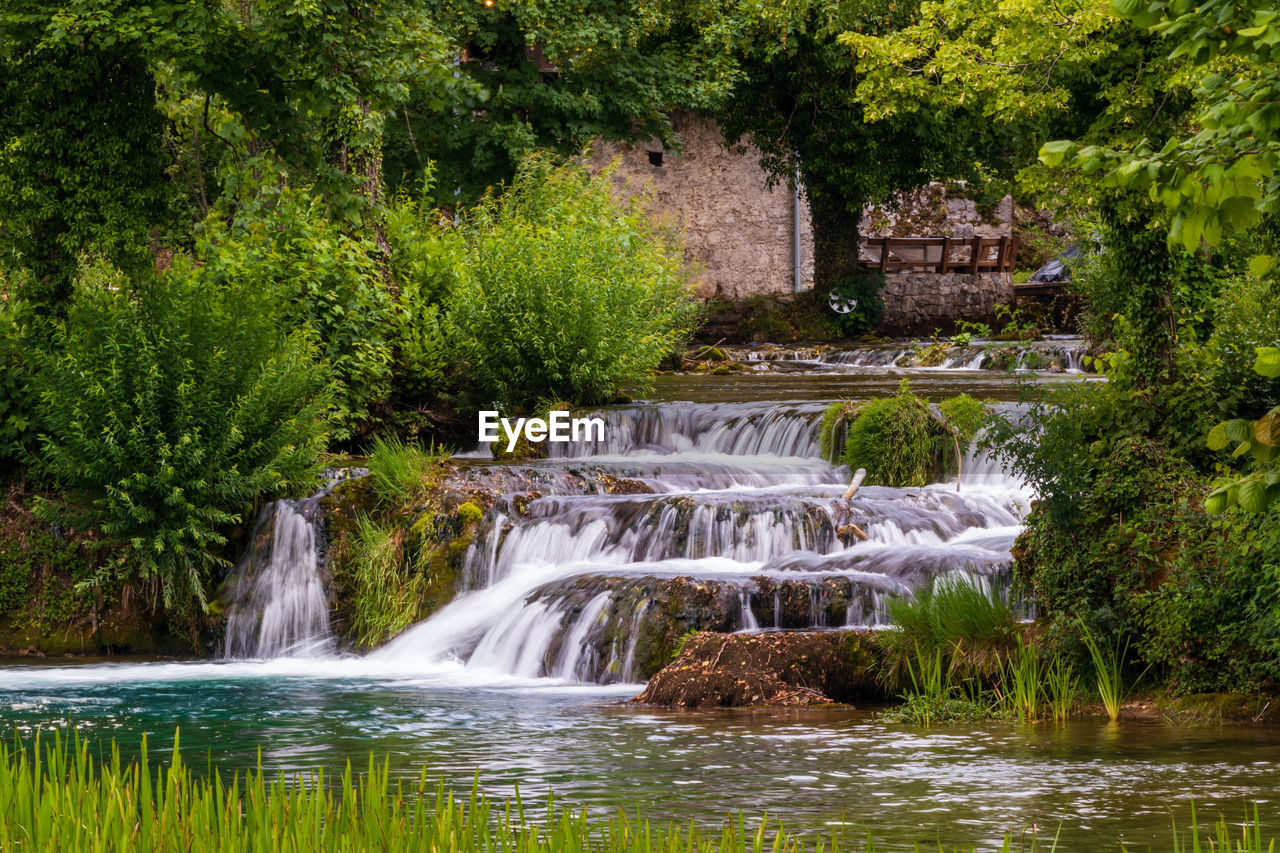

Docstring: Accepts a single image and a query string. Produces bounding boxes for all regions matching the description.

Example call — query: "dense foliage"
[31,262,330,621]
[989,261,1280,691]
[445,159,700,408]
[192,191,394,442]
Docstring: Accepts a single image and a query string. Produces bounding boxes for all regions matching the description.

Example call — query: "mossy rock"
[843,380,949,487]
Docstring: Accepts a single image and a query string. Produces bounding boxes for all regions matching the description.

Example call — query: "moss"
[0,503,178,655]
[455,501,483,526]
[491,434,541,461]
[323,470,486,650]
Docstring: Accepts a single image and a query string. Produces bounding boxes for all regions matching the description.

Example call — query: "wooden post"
[939,236,951,273]
[879,236,889,273]
[1008,236,1019,271]
[969,237,981,274]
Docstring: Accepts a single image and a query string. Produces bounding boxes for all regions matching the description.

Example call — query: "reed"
[1044,656,1078,723]
[997,636,1043,723]
[1080,627,1142,723]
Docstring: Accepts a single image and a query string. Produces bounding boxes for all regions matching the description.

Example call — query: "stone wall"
[879,272,1015,334]
[589,115,1015,329]
[588,112,814,300]
[861,183,1013,241]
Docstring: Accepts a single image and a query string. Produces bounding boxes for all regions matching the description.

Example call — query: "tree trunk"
[809,194,864,293]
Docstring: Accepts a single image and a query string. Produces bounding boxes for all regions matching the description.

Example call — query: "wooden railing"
[859,236,1017,274]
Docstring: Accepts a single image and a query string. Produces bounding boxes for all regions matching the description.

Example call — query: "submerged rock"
[633,630,888,708]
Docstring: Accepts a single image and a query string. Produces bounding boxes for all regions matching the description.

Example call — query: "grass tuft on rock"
[842,380,948,487]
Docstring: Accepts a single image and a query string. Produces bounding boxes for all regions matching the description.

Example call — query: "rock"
[632,630,888,708]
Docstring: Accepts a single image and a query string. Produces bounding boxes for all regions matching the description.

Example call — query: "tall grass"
[883,577,1016,684]
[1,731,1272,852]
[345,514,428,649]
[904,645,951,727]
[1080,627,1146,723]
[997,636,1043,723]
[1044,657,1078,723]
[366,433,449,505]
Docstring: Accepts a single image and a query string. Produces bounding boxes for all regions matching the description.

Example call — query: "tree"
[706,0,976,294]
[846,0,1195,213]
[845,0,1209,381]
[383,0,727,207]
[0,39,170,310]
[1039,0,1280,253]
[0,0,455,305]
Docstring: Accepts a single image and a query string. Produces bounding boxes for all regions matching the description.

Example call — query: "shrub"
[842,380,948,487]
[383,188,458,404]
[0,274,39,464]
[196,190,393,442]
[445,157,702,408]
[32,261,330,620]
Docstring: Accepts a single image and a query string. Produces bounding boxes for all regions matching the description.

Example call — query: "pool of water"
[1,658,1276,851]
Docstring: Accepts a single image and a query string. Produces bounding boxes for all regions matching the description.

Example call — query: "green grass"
[883,577,1017,684]
[996,636,1043,723]
[345,514,428,650]
[1080,627,1146,723]
[0,731,1276,852]
[1043,656,1078,723]
[366,434,449,506]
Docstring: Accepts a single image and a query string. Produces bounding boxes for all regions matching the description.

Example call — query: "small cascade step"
[222,494,334,659]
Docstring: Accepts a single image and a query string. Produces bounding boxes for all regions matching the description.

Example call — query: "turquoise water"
[2,658,1277,850]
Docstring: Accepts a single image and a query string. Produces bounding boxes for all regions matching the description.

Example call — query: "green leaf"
[1207,421,1232,451]
[1204,488,1229,514]
[1254,347,1280,378]
[1238,478,1269,513]
[1225,418,1254,443]
[1248,254,1277,278]
[1039,140,1075,168]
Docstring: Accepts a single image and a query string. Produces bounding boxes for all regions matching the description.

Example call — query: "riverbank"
[633,627,1280,725]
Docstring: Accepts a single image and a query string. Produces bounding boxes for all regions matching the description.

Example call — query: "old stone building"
[590,112,1014,329]
[589,112,814,300]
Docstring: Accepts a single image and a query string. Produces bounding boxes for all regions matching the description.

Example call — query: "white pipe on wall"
[793,174,803,293]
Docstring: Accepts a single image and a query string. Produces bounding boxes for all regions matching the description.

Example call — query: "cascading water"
[730,337,1089,374]
[222,495,334,659]
[372,400,1031,683]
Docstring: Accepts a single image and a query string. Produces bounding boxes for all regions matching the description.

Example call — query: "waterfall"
[223,497,334,659]
[371,397,1030,683]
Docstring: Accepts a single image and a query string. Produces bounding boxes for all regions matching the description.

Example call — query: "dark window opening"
[647,150,664,167]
